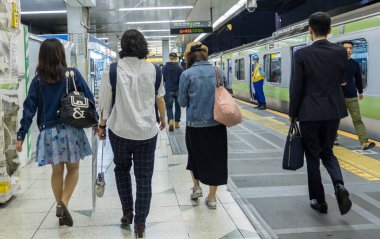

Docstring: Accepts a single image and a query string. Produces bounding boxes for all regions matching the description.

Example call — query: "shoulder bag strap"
[154,64,161,95]
[65,70,70,94]
[65,68,78,94]
[214,66,224,87]
[109,62,118,107]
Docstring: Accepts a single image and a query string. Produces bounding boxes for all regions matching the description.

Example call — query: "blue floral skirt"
[36,124,92,166]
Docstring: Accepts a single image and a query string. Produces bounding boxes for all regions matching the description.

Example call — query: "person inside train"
[178,42,229,209]
[162,52,184,131]
[16,38,94,227]
[289,12,352,215]
[251,55,266,110]
[97,29,166,238]
[338,40,376,150]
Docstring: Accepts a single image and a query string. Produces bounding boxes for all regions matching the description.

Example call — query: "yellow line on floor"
[240,107,380,181]
[236,98,380,145]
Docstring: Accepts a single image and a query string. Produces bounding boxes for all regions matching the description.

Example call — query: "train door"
[227,59,232,88]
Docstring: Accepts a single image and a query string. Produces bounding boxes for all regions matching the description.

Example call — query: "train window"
[234,58,245,81]
[264,53,282,84]
[339,38,368,89]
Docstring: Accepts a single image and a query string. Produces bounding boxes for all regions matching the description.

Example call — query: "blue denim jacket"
[17,68,95,141]
[178,61,227,128]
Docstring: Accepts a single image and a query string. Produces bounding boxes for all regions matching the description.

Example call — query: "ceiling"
[20,0,307,55]
[20,0,246,55]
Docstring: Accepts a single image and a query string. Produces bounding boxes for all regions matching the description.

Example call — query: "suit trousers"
[109,130,157,224]
[299,120,344,203]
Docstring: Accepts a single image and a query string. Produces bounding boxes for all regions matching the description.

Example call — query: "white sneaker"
[190,187,203,200]
[205,197,217,209]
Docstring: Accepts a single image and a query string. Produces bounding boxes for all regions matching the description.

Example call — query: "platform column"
[66,5,88,80]
[162,39,169,64]
[108,34,119,60]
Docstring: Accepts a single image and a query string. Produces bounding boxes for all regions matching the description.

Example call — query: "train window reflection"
[264,53,282,84]
[339,38,368,89]
[234,58,245,81]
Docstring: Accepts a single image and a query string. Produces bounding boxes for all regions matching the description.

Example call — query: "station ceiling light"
[193,0,246,42]
[21,10,67,15]
[119,6,193,11]
[126,20,186,24]
[213,0,246,29]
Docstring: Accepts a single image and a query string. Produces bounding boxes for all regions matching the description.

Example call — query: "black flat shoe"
[56,202,64,218]
[335,184,352,215]
[310,199,328,214]
[58,202,73,227]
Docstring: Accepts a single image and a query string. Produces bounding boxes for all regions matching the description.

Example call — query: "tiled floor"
[0,128,260,239]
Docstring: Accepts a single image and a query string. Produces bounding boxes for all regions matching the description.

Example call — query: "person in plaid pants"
[109,131,158,225]
[97,29,166,238]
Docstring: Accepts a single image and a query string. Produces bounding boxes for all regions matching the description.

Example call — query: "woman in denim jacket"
[178,42,229,209]
[16,39,94,227]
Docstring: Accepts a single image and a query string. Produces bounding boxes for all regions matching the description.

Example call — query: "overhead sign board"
[170,21,213,35]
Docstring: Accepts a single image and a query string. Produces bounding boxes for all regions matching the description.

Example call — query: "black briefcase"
[282,121,304,171]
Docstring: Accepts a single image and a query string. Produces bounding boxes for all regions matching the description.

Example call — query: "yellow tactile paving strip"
[239,104,380,181]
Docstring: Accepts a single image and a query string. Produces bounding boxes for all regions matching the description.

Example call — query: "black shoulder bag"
[58,69,98,128]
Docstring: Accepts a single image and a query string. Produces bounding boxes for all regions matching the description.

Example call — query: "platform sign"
[170,21,213,35]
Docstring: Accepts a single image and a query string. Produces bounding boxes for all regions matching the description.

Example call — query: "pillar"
[66,6,88,80]
[162,40,169,64]
[108,34,119,60]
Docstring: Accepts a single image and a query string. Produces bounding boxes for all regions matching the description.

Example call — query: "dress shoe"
[258,103,266,110]
[310,199,328,214]
[121,209,134,225]
[362,141,375,150]
[335,184,352,215]
[134,224,145,238]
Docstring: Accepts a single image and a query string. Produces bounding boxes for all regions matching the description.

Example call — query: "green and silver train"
[209,4,380,141]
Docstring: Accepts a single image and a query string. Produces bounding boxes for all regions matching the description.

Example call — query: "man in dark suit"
[289,12,352,215]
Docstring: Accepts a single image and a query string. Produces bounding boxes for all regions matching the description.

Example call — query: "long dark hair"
[186,50,208,69]
[36,38,67,84]
[119,29,149,59]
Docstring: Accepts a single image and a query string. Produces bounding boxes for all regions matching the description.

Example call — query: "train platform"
[168,100,380,239]
[0,123,260,239]
[2,101,380,239]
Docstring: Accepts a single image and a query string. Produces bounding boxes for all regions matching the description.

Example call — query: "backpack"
[109,62,162,122]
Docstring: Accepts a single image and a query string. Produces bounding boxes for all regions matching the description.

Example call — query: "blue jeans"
[253,81,266,104]
[165,92,181,122]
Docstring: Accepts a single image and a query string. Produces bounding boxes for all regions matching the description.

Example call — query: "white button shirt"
[99,57,165,140]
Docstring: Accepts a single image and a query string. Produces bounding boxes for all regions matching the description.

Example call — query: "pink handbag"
[213,67,243,127]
